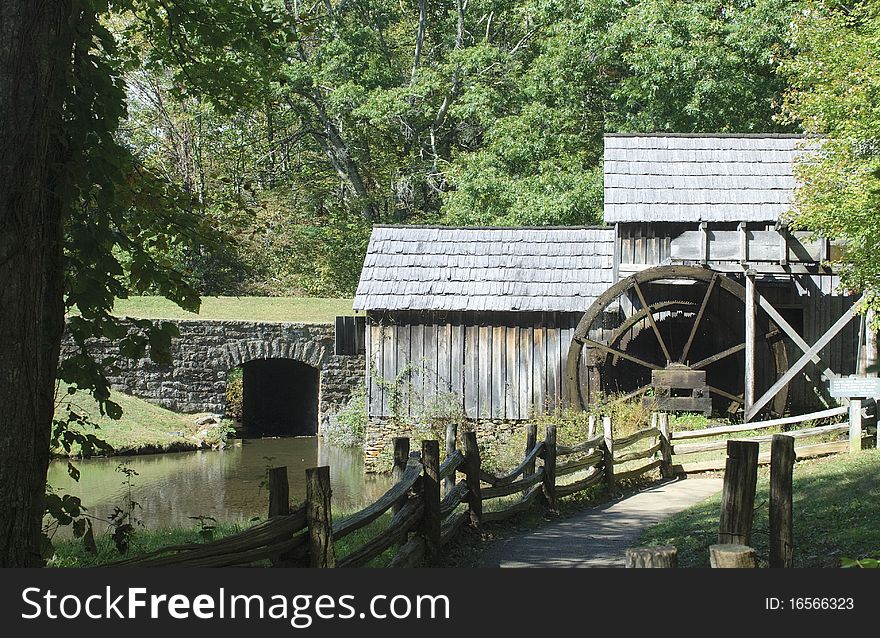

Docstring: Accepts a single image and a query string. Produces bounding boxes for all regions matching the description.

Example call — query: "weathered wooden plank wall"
[367,311,581,420]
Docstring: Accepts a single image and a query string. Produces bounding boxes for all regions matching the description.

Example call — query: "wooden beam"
[867,308,878,377]
[738,222,748,266]
[699,221,709,265]
[758,295,838,380]
[680,273,717,364]
[745,270,756,417]
[633,281,672,363]
[746,301,860,421]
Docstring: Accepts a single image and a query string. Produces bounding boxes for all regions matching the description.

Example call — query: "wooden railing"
[109,416,669,568]
[666,405,858,474]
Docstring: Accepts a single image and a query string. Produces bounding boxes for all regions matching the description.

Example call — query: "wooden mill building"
[352,134,870,464]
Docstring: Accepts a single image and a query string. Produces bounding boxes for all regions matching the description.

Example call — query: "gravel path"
[479,477,723,568]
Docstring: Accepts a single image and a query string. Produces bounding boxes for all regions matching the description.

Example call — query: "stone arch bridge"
[65,320,364,435]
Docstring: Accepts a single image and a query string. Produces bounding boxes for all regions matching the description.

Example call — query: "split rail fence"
[110,418,665,568]
[666,403,876,474]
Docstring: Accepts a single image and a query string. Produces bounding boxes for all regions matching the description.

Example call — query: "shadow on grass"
[636,449,880,567]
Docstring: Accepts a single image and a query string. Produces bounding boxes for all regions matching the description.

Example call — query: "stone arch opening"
[240,359,320,437]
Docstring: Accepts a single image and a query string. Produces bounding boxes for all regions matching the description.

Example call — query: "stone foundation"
[364,416,525,472]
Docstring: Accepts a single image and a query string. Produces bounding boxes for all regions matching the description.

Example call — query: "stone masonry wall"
[62,320,364,431]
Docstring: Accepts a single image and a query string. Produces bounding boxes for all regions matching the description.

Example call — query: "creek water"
[46,438,390,535]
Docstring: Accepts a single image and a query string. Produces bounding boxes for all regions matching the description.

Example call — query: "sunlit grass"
[89,295,356,324]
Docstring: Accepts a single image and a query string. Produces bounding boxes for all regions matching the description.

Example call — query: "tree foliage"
[782,1,880,299]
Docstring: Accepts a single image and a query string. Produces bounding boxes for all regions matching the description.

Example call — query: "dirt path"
[479,477,723,568]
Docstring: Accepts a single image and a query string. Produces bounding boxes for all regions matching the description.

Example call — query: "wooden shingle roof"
[603,134,817,223]
[353,226,615,312]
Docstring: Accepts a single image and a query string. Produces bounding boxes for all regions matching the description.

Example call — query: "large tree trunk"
[0,1,73,566]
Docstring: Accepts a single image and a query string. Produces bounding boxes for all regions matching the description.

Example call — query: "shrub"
[323,389,367,447]
[225,367,243,421]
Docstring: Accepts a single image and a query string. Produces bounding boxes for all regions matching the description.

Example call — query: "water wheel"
[565,265,789,417]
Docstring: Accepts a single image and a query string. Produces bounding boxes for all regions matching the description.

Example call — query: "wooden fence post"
[523,423,538,477]
[657,413,673,479]
[588,415,597,440]
[392,437,410,515]
[421,440,441,556]
[625,546,678,568]
[602,416,614,495]
[305,466,336,568]
[462,431,482,528]
[267,466,289,518]
[709,544,757,568]
[849,398,862,453]
[769,434,795,568]
[445,423,458,494]
[542,424,557,512]
[718,440,759,546]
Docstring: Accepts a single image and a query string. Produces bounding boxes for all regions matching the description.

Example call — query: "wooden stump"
[718,440,759,546]
[462,431,482,528]
[769,434,795,568]
[542,424,557,512]
[625,546,678,568]
[267,466,289,518]
[421,440,441,556]
[306,466,336,568]
[709,544,757,568]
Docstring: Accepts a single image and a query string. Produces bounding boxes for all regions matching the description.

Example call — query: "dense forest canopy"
[118,0,798,297]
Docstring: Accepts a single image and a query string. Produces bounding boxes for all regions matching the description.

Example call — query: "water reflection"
[47,438,389,535]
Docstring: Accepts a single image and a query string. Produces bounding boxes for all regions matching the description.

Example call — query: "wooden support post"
[657,413,673,479]
[625,546,678,568]
[718,440,759,546]
[699,221,709,265]
[769,435,795,568]
[602,416,614,495]
[849,398,863,453]
[421,440,441,557]
[709,544,757,568]
[267,467,290,518]
[542,424,557,512]
[392,437,410,514]
[462,431,482,529]
[866,308,878,377]
[444,423,457,494]
[523,422,538,477]
[738,222,748,265]
[305,466,336,568]
[588,415,597,440]
[744,269,756,418]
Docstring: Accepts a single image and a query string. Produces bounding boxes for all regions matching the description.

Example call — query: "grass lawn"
[103,296,355,324]
[54,384,220,456]
[636,449,880,567]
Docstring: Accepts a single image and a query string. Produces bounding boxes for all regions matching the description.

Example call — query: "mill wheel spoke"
[679,274,717,363]
[705,385,744,404]
[691,343,746,370]
[632,281,672,363]
[579,337,663,371]
[604,384,653,407]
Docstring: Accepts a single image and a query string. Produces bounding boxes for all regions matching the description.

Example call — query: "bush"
[225,367,243,421]
[323,389,367,447]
